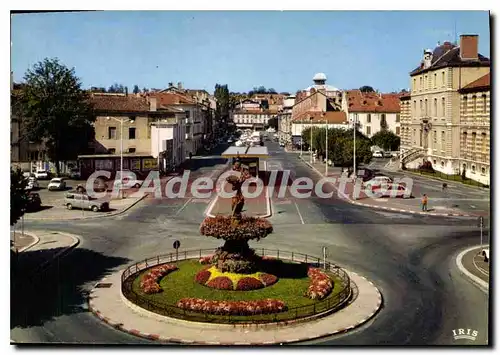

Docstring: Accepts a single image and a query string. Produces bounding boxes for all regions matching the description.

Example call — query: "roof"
[292,110,347,124]
[313,73,327,81]
[221,146,269,158]
[410,42,490,76]
[346,91,401,113]
[459,73,490,93]
[150,92,195,105]
[91,94,150,112]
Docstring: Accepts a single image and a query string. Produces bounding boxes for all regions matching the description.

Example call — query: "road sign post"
[478,217,484,249]
[322,246,327,270]
[173,240,181,261]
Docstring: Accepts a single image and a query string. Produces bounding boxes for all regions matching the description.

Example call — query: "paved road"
[11,140,490,345]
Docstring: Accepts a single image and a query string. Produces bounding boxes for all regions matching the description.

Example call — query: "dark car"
[25,192,42,212]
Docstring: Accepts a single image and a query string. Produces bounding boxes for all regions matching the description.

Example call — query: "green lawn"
[130,259,347,323]
[407,169,489,188]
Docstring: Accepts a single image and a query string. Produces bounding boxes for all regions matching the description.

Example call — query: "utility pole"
[310,117,313,164]
[324,112,328,176]
[353,113,357,179]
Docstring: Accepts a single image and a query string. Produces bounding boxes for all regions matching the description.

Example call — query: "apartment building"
[400,34,490,174]
[399,93,412,149]
[346,90,402,138]
[79,93,186,178]
[458,73,490,185]
[278,95,296,144]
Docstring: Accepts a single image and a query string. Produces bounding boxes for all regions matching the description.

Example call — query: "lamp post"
[157,119,161,175]
[323,112,328,176]
[107,117,134,199]
[353,113,358,180]
[310,116,314,164]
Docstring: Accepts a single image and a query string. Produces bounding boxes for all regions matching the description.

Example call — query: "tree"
[380,114,388,131]
[107,83,126,93]
[371,130,401,151]
[90,86,106,93]
[214,84,230,130]
[133,85,140,94]
[18,58,95,176]
[359,86,375,93]
[267,88,277,94]
[11,168,29,226]
[267,117,278,130]
[279,92,290,96]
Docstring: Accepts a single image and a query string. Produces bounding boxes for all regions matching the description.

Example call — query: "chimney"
[178,82,183,89]
[150,97,157,112]
[460,34,479,60]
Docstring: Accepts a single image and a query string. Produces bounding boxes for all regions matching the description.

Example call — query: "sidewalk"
[456,245,489,293]
[301,157,486,218]
[11,230,80,281]
[88,267,382,345]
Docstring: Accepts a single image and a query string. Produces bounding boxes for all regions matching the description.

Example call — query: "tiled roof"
[90,94,150,112]
[347,91,401,113]
[410,44,490,76]
[292,110,347,124]
[150,92,195,105]
[459,73,490,93]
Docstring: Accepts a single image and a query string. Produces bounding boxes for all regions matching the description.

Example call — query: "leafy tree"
[214,84,230,128]
[279,92,290,96]
[108,83,126,93]
[90,86,106,93]
[359,86,375,93]
[133,85,140,94]
[142,87,149,93]
[267,88,277,94]
[17,58,95,176]
[10,168,29,226]
[371,130,400,151]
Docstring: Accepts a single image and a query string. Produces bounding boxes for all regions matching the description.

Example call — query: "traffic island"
[88,251,382,344]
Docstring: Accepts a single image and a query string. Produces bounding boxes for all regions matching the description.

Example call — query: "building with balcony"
[399,34,490,174]
[278,95,295,144]
[458,73,490,185]
[346,90,402,138]
[399,92,412,150]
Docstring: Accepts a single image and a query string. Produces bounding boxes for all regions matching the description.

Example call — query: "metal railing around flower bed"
[121,248,352,324]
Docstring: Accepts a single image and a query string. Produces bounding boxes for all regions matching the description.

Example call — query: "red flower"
[140,264,178,294]
[305,267,333,300]
[206,276,234,290]
[176,298,287,315]
[259,273,278,287]
[194,269,212,285]
[236,277,265,291]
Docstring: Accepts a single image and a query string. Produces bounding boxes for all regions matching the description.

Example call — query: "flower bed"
[195,266,278,290]
[305,267,333,300]
[139,264,178,294]
[199,255,212,264]
[200,215,273,241]
[177,298,287,315]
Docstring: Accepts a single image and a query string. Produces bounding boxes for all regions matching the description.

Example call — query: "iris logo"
[452,328,478,341]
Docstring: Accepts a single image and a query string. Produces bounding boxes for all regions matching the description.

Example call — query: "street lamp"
[309,116,314,164]
[107,117,134,199]
[323,112,328,176]
[353,113,358,180]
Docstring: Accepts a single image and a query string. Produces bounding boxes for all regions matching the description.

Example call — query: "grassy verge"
[130,259,346,322]
[406,169,489,188]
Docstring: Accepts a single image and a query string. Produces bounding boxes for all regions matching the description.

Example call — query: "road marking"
[294,202,305,224]
[472,255,489,276]
[456,245,489,294]
[175,198,193,216]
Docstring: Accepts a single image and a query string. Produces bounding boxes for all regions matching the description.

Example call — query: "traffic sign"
[173,240,181,249]
[478,216,484,228]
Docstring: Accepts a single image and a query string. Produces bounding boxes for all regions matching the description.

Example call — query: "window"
[482,94,487,113]
[441,71,445,87]
[424,99,428,115]
[420,100,423,116]
[413,78,417,90]
[129,127,136,139]
[472,95,477,113]
[413,129,416,144]
[433,160,437,165]
[471,165,476,173]
[462,132,467,149]
[441,161,445,168]
[367,114,371,123]
[129,115,136,122]
[433,130,437,144]
[128,148,136,153]
[108,127,117,139]
[472,132,477,151]
[366,126,371,135]
[396,114,400,123]
[441,131,445,149]
[413,100,417,113]
[441,98,446,117]
[424,75,428,90]
[482,133,487,153]
[433,73,437,88]
[420,77,423,89]
[108,148,116,154]
[481,167,486,175]
[185,110,190,118]
[396,126,400,135]
[463,96,468,116]
[433,98,438,117]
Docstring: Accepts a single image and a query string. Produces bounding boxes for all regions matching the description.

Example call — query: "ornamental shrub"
[259,273,278,287]
[200,215,273,241]
[177,298,287,315]
[195,269,212,285]
[206,276,234,290]
[236,277,265,291]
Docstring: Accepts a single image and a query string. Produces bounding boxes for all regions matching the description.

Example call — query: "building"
[295,73,344,106]
[79,93,186,179]
[400,34,490,174]
[231,99,278,130]
[346,90,402,138]
[278,95,296,145]
[458,73,490,185]
[399,92,412,149]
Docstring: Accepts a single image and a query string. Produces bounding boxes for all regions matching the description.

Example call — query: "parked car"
[369,183,410,198]
[364,175,393,187]
[373,151,384,158]
[25,177,39,190]
[48,177,67,191]
[482,248,489,262]
[69,169,81,179]
[113,177,143,189]
[64,191,110,212]
[34,170,49,180]
[25,192,42,212]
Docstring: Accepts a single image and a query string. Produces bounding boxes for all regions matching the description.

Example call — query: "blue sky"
[11,11,490,94]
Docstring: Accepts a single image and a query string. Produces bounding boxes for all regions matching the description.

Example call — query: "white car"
[48,177,67,191]
[364,176,393,188]
[35,170,49,180]
[482,249,489,262]
[113,178,143,189]
[25,177,39,190]
[373,151,384,158]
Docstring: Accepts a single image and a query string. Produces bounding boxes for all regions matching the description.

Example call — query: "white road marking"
[294,202,305,224]
[373,211,414,219]
[472,255,489,276]
[175,198,193,216]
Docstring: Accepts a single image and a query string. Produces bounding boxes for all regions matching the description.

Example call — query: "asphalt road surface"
[11,140,490,345]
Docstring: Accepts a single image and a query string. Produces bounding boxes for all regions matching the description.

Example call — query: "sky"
[11,11,490,94]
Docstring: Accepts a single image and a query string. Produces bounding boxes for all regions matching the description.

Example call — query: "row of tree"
[90,84,146,94]
[300,127,400,167]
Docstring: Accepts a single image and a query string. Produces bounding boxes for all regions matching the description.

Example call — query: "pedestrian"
[421,194,428,212]
[442,182,447,192]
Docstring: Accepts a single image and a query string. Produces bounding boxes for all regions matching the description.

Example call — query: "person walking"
[421,194,428,212]
[442,182,447,193]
